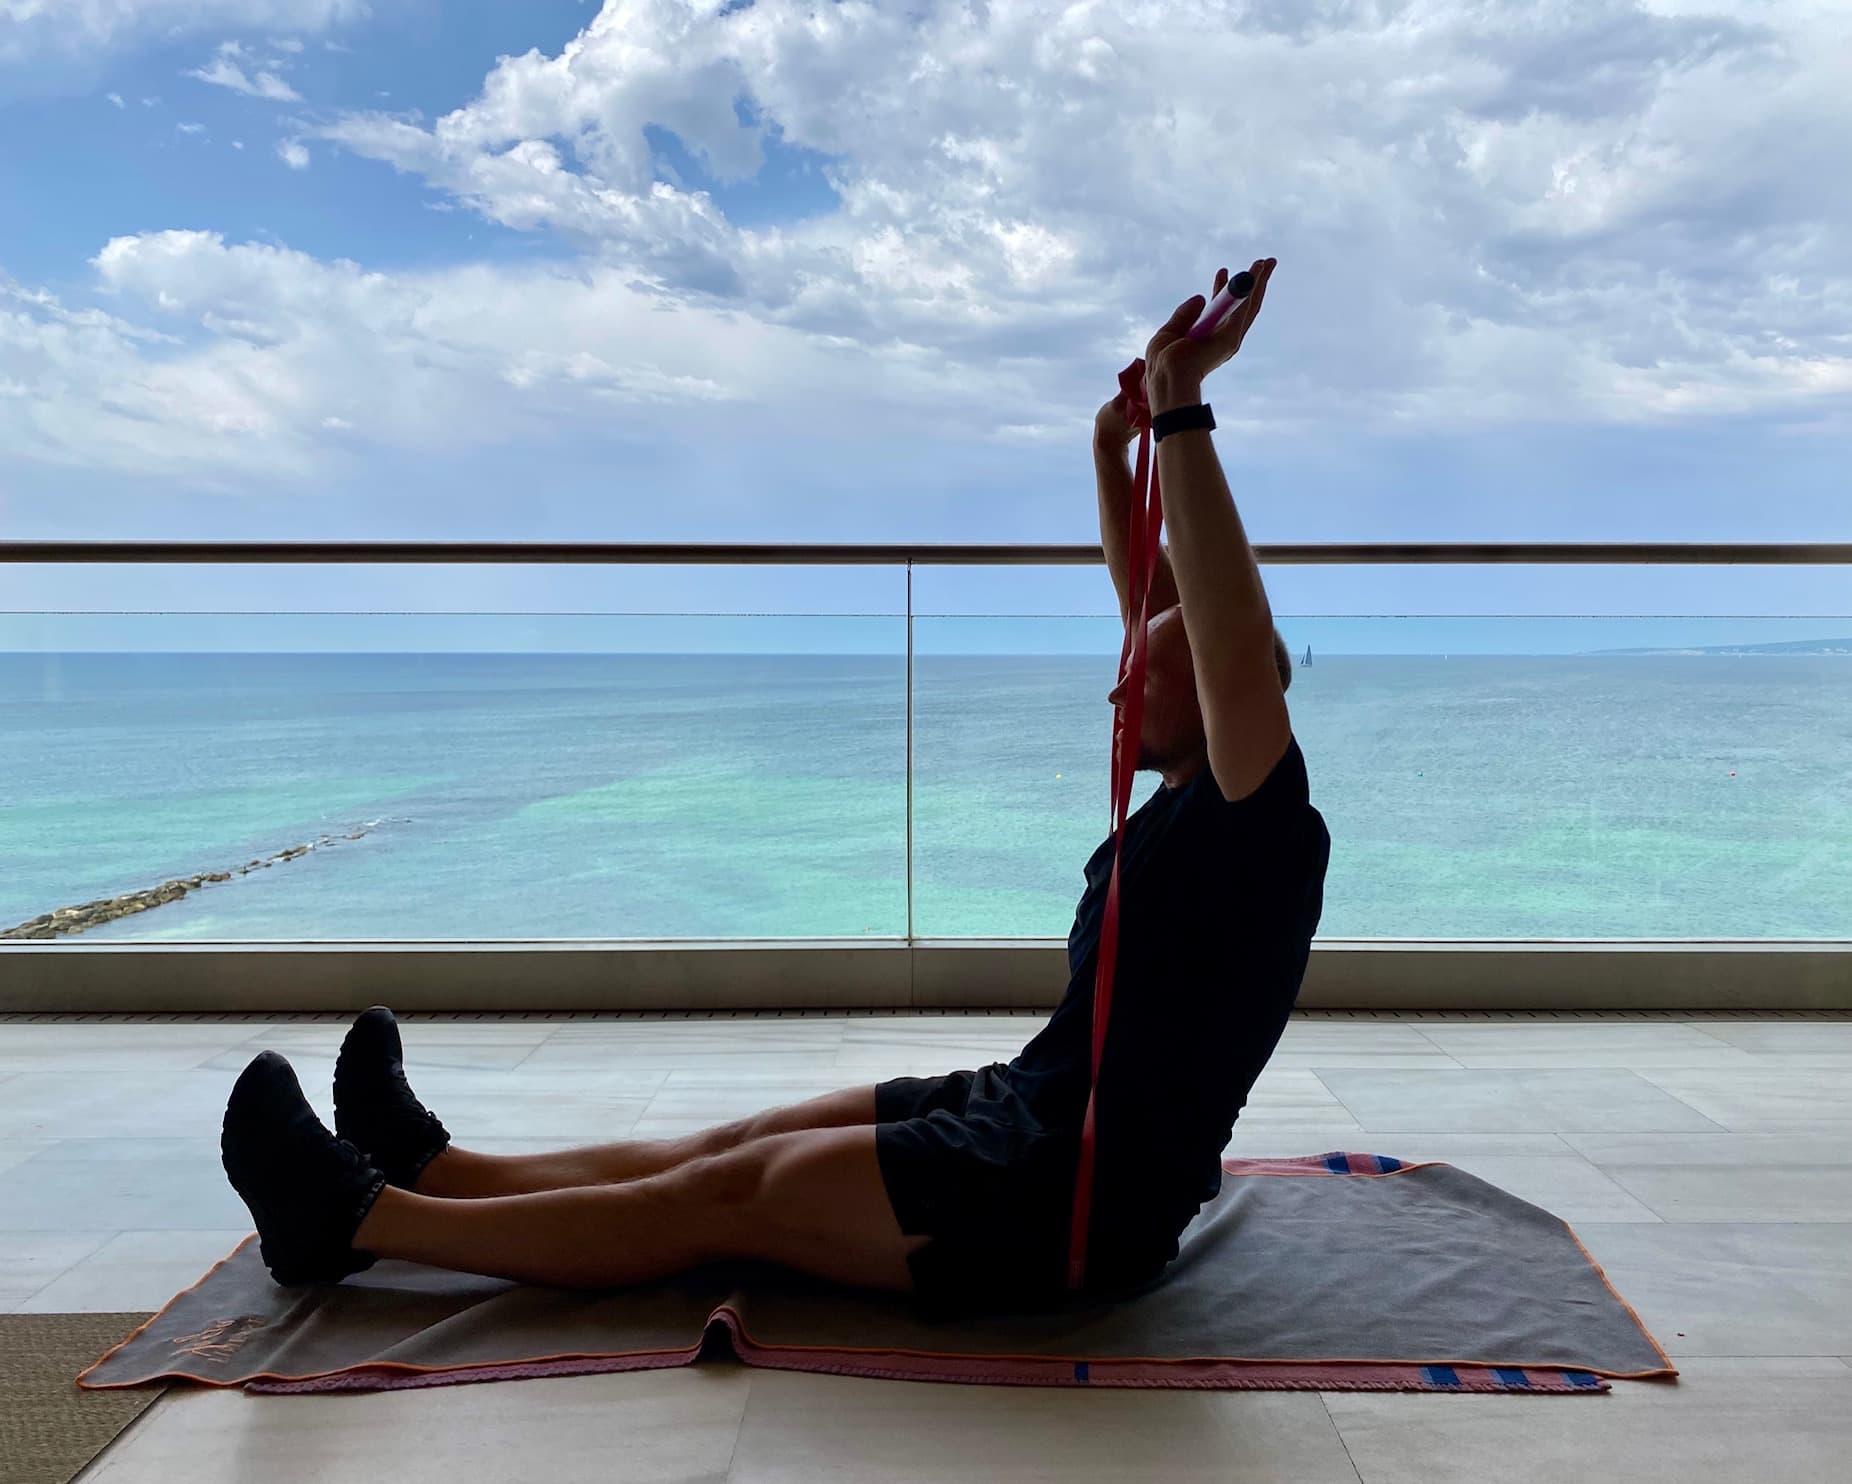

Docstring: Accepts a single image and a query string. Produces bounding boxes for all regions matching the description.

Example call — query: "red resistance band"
[1066,353,1166,1292]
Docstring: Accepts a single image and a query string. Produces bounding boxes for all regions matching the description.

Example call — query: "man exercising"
[221,256,1331,1308]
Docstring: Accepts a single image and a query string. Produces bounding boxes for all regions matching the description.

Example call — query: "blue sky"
[2,0,1848,652]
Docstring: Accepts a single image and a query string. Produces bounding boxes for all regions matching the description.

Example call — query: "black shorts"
[874,1066,1172,1314]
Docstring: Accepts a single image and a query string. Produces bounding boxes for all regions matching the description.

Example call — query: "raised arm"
[1093,401,1180,629]
[1141,258,1292,803]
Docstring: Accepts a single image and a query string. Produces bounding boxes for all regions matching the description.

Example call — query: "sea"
[2,652,1848,941]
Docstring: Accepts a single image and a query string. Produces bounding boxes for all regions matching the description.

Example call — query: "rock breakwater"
[2,821,395,940]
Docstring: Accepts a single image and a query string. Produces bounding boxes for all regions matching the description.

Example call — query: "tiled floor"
[2,1010,1848,1482]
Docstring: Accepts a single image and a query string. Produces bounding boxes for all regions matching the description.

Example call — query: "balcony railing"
[3,542,1849,1012]
[8,540,1851,563]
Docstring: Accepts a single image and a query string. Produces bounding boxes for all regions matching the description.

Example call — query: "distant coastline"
[1590,638,1852,657]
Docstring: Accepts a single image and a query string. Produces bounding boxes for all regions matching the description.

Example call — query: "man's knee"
[676,1131,836,1227]
[683,1085,878,1162]
[667,1129,916,1288]
[673,1143,771,1217]
[632,1144,767,1268]
[672,1115,763,1164]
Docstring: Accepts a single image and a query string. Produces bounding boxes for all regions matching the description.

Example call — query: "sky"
[2,0,1848,651]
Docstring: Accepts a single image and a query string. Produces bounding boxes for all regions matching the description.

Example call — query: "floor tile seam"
[1314,1391,1368,1484]
[68,1385,179,1484]
[719,1372,757,1484]
[3,1241,118,1313]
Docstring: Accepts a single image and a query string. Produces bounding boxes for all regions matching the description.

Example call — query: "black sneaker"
[221,1051,387,1287]
[333,1006,451,1190]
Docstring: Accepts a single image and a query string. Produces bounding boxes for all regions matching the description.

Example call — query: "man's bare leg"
[354,1123,924,1291]
[412,1085,879,1198]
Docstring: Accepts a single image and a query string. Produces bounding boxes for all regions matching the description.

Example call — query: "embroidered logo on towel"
[169,1314,268,1363]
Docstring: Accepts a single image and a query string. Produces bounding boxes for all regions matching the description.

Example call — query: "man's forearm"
[1095,431,1181,625]
[1094,433,1135,626]
[1149,380,1273,640]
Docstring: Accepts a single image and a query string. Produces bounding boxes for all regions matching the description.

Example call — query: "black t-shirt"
[998,734,1331,1264]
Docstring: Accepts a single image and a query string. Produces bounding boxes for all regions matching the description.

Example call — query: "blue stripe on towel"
[1422,1365,1460,1387]
[1493,1367,1530,1388]
[1325,1153,1351,1173]
[1566,1370,1602,1389]
[1374,1155,1403,1172]
[1074,1362,1090,1383]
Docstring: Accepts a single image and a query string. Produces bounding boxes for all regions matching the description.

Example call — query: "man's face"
[1105,605,1205,772]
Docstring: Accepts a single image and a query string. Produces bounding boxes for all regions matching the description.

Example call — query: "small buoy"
[1729,770,1736,777]
[1055,773,1062,778]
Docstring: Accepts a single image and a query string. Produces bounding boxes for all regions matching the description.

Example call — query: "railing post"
[905,560,915,955]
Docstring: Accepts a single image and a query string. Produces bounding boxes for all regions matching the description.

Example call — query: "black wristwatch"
[1151,402,1215,443]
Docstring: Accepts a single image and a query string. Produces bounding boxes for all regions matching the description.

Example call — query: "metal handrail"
[4,541,1850,565]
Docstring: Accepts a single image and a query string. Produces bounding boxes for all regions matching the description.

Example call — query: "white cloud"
[0,228,1016,484]
[5,1,1850,497]
[0,268,295,479]
[104,90,122,107]
[175,121,204,134]
[1,2,367,61]
[314,0,1852,430]
[188,41,302,101]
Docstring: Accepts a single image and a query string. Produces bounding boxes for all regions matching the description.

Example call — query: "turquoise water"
[2,652,1848,940]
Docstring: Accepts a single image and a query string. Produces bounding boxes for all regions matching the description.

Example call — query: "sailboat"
[1300,644,1312,669]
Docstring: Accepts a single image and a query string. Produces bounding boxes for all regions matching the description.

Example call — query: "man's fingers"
[1230,258,1272,343]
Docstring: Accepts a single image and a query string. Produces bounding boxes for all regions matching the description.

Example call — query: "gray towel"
[79,1154,1677,1395]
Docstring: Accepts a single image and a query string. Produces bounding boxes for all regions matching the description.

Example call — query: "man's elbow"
[1271,628,1293,695]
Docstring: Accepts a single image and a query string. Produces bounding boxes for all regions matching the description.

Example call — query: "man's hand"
[1145,257,1275,416]
[1094,391,1140,449]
